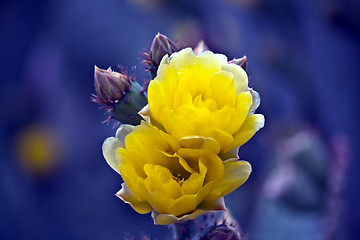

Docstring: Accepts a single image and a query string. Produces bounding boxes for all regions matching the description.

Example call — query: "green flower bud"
[92,66,147,125]
[110,81,147,125]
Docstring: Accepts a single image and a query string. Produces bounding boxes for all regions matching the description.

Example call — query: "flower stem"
[171,220,198,240]
[171,213,224,240]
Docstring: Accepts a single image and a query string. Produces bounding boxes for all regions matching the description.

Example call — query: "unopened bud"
[229,56,248,73]
[151,33,178,66]
[111,81,147,125]
[93,66,131,105]
[193,40,209,55]
[92,66,147,125]
[143,33,179,79]
[207,224,242,240]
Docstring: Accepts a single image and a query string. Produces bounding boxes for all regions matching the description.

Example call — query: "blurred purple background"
[1,0,359,239]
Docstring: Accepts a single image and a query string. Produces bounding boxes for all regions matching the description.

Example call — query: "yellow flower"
[102,48,264,225]
[144,48,264,153]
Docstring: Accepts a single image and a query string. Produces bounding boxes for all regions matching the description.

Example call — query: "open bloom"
[144,48,264,153]
[102,48,264,225]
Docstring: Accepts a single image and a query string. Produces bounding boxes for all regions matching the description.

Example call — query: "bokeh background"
[1,0,359,239]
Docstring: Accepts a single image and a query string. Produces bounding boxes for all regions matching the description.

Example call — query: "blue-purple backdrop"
[1,0,359,239]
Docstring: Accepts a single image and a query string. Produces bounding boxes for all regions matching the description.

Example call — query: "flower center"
[173,174,185,186]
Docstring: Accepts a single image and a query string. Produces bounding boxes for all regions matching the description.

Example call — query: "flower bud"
[110,81,147,125]
[92,66,147,125]
[206,224,242,240]
[150,33,178,66]
[93,66,131,105]
[193,40,209,55]
[229,56,248,73]
[143,33,179,79]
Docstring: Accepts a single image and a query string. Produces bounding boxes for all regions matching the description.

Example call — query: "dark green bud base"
[110,81,148,125]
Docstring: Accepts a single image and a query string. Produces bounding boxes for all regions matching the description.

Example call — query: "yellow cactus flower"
[144,48,264,153]
[102,48,264,225]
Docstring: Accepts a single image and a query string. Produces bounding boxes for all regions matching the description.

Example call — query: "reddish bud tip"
[193,41,209,55]
[229,56,248,73]
[93,66,131,105]
[143,33,180,77]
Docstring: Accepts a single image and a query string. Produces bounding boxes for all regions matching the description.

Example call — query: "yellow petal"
[124,124,185,176]
[135,177,150,202]
[172,86,193,109]
[221,63,248,95]
[178,136,220,154]
[158,130,181,152]
[209,91,252,136]
[152,209,205,225]
[197,197,227,212]
[162,178,183,199]
[224,114,265,152]
[138,104,151,122]
[213,53,228,65]
[198,159,208,176]
[199,155,224,183]
[115,124,135,143]
[102,124,134,174]
[149,190,174,214]
[174,105,212,136]
[204,71,235,108]
[143,175,167,193]
[120,147,146,178]
[197,51,225,72]
[205,160,251,201]
[119,162,143,199]
[168,195,197,216]
[160,107,196,140]
[212,106,238,134]
[177,69,212,101]
[148,64,178,120]
[182,173,204,195]
[195,181,214,205]
[138,105,165,131]
[233,91,252,126]
[116,183,152,214]
[169,48,197,71]
[151,197,226,225]
[157,150,192,178]
[234,91,252,112]
[144,163,173,182]
[194,96,218,111]
[143,163,183,199]
[160,54,170,65]
[207,129,233,151]
[177,148,224,183]
[102,137,121,174]
[218,147,239,160]
[177,153,197,174]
